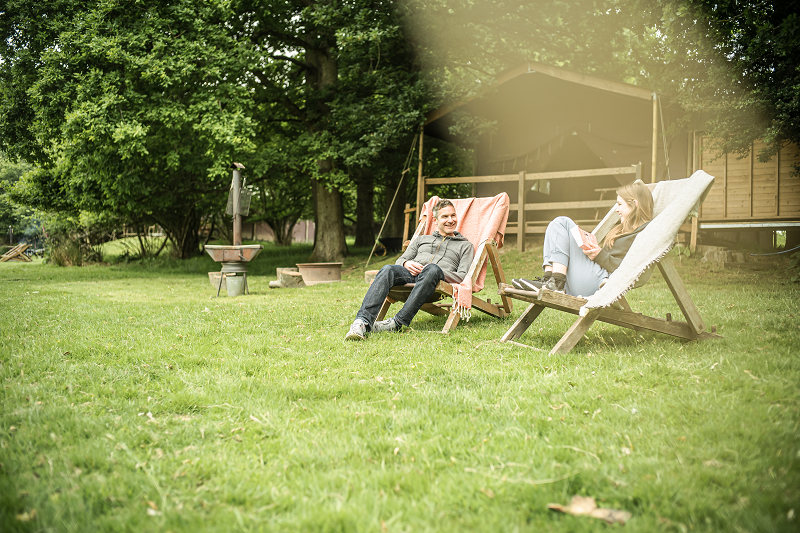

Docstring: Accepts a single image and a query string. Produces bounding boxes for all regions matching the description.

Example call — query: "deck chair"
[499,171,722,354]
[375,193,513,333]
[1,243,32,262]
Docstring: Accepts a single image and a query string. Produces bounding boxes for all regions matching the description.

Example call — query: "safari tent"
[418,62,800,250]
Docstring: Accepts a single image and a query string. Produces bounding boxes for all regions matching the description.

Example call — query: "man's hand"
[404,260,425,276]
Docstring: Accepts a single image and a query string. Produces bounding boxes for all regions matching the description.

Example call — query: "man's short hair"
[433,198,454,218]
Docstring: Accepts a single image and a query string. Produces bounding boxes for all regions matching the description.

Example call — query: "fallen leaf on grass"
[548,495,631,525]
[703,459,725,468]
[16,509,36,521]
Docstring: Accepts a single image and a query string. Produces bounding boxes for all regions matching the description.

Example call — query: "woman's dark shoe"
[512,273,552,291]
[542,273,566,293]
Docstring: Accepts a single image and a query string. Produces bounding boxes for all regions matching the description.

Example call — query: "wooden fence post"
[415,129,425,213]
[651,92,658,183]
[518,171,526,252]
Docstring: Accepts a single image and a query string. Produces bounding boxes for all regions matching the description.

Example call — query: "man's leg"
[355,264,414,328]
[393,264,444,327]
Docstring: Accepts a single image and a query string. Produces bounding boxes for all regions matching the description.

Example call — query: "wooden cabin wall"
[778,143,800,217]
[698,136,800,221]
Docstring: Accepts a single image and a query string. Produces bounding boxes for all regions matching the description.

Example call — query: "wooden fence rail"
[419,164,641,252]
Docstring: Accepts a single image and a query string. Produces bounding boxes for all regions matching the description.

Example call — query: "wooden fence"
[417,164,641,252]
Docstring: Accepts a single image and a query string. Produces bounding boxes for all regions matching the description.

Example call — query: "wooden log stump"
[208,272,228,291]
[365,270,379,284]
[279,270,305,288]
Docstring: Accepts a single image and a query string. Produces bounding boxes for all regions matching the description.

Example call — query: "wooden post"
[415,129,425,214]
[635,162,641,182]
[651,92,658,183]
[232,166,242,246]
[471,146,478,198]
[690,217,698,253]
[517,170,526,252]
[749,142,754,217]
[776,146,781,216]
[723,152,728,218]
[402,203,411,243]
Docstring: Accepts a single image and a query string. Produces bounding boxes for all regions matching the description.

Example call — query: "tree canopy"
[2,0,256,257]
[2,0,796,262]
[621,0,800,162]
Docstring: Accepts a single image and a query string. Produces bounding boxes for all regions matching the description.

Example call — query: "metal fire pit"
[204,163,263,296]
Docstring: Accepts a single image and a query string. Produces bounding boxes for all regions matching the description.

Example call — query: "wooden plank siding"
[699,136,800,222]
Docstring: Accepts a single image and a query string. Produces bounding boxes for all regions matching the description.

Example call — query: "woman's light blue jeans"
[542,216,608,297]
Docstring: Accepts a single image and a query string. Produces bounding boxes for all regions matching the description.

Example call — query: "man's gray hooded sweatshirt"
[395,231,474,284]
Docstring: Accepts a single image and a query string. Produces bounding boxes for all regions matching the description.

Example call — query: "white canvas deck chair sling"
[499,171,722,354]
[375,193,513,333]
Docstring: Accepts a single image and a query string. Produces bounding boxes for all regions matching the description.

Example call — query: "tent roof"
[424,62,654,143]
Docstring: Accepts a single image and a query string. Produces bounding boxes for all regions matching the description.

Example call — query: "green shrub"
[790,250,800,282]
[42,211,120,266]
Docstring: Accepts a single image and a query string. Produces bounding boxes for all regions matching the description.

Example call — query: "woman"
[513,180,654,297]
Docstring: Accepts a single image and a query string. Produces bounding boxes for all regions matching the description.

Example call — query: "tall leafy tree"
[620,0,800,162]
[398,0,639,106]
[0,153,35,246]
[237,0,431,261]
[1,0,256,258]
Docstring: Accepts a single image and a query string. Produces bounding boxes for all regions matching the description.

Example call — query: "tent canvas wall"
[424,62,688,231]
[422,62,800,246]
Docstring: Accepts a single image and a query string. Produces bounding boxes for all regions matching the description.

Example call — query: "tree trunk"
[354,166,375,247]
[264,217,299,246]
[308,177,346,262]
[157,207,202,259]
[305,32,347,262]
[176,208,202,259]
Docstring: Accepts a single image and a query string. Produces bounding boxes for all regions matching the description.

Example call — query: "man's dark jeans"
[356,264,445,328]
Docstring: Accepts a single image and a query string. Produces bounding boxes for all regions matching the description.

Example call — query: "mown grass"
[1,241,798,532]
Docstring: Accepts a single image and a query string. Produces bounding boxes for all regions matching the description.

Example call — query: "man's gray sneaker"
[372,317,402,334]
[345,319,368,341]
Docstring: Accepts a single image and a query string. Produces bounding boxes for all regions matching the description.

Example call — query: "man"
[345,199,474,340]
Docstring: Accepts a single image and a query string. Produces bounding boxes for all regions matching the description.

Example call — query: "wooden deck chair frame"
[1,243,32,262]
[499,189,721,354]
[375,209,513,334]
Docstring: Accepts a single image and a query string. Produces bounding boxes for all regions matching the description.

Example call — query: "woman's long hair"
[603,180,654,248]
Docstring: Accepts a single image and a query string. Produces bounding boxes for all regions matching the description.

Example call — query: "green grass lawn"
[1,241,798,532]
